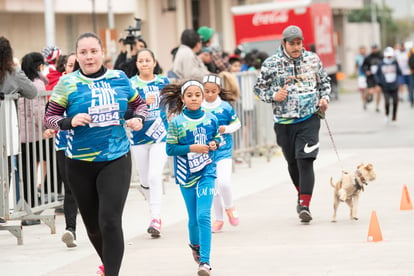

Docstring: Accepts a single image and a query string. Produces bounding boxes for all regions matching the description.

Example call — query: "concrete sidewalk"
[1,79,414,276]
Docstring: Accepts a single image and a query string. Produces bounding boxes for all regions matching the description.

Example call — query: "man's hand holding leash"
[318,98,329,113]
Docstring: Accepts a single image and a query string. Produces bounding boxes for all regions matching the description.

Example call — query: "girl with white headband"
[161,80,220,276]
[202,74,241,233]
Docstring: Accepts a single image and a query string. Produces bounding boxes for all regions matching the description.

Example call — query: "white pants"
[212,158,234,221]
[131,142,167,219]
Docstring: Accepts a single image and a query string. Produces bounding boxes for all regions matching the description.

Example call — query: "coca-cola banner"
[232,3,336,74]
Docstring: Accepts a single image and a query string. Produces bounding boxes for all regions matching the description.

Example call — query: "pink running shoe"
[225,207,239,226]
[212,220,224,233]
[96,265,104,275]
[147,219,161,238]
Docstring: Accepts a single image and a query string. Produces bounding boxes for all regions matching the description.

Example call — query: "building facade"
[0,0,366,75]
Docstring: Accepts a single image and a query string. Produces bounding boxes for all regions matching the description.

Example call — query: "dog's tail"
[330,177,336,188]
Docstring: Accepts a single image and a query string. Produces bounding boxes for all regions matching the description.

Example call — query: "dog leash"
[322,116,345,172]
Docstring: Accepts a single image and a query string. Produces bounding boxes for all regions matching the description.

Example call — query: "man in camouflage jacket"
[254,25,331,224]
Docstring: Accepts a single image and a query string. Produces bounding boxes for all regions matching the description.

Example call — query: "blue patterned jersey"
[55,130,68,151]
[129,75,169,145]
[50,70,139,161]
[202,98,240,161]
[166,110,220,187]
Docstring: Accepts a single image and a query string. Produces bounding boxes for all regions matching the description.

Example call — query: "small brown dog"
[330,163,376,222]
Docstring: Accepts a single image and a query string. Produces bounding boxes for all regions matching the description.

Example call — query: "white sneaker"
[198,263,212,276]
[61,230,77,248]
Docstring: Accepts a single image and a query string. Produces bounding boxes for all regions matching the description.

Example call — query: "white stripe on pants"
[131,142,167,219]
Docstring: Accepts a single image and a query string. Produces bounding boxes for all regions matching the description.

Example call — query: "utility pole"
[107,0,116,63]
[108,0,114,29]
[381,0,386,47]
[92,0,97,33]
[44,0,55,46]
[371,0,378,45]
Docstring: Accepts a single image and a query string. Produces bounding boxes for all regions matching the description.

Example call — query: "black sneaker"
[298,206,312,223]
[296,196,301,214]
[198,262,212,276]
[0,217,6,224]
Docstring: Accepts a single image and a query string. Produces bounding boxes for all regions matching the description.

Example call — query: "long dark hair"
[56,54,68,73]
[160,83,184,117]
[21,52,44,81]
[0,36,14,84]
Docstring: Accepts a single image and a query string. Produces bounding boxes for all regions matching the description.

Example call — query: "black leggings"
[56,150,77,232]
[382,88,398,121]
[287,158,315,195]
[66,152,131,276]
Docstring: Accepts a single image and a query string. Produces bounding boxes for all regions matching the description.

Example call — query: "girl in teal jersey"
[202,74,241,233]
[129,48,169,238]
[161,80,220,276]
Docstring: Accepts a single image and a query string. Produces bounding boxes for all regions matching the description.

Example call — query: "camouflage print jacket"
[254,46,331,121]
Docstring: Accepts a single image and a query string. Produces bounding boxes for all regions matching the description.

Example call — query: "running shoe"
[212,220,224,233]
[225,207,239,226]
[296,198,301,214]
[0,217,6,224]
[96,265,104,275]
[147,219,161,238]
[198,262,212,276]
[61,229,77,248]
[189,243,200,264]
[298,205,312,223]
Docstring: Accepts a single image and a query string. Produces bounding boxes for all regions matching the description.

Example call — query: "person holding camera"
[115,37,162,78]
[114,37,143,78]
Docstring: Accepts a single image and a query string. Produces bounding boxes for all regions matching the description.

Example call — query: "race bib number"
[370,65,378,74]
[88,103,120,127]
[145,117,167,142]
[384,72,397,83]
[187,152,212,173]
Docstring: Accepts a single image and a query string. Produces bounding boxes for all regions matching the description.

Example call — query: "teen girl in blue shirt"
[161,80,220,276]
[129,48,169,238]
[202,74,241,233]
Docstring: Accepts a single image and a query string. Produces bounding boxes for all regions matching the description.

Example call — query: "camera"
[122,17,142,46]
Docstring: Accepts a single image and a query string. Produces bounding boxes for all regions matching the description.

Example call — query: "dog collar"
[354,177,364,191]
[354,169,366,191]
[355,169,367,183]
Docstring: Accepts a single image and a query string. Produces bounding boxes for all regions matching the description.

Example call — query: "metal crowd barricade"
[1,91,57,245]
[165,72,279,170]
[232,71,279,168]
